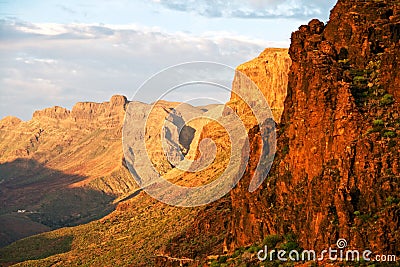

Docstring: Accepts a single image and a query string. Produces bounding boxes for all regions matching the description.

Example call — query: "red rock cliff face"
[227,0,400,255]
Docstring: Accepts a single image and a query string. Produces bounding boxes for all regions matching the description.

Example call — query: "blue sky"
[0,0,336,120]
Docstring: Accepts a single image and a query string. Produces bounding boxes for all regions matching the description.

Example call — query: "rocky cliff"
[226,0,400,256]
[230,48,291,122]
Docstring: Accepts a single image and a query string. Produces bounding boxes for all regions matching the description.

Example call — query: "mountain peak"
[0,116,22,129]
[231,47,291,123]
[110,94,128,107]
[32,106,70,120]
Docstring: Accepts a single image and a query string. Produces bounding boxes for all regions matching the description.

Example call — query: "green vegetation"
[213,233,304,266]
[348,59,396,109]
[353,211,373,222]
[373,119,384,127]
[209,257,229,267]
[0,194,203,266]
[231,248,243,258]
[388,140,397,148]
[353,76,368,85]
[280,241,300,252]
[218,255,228,263]
[380,94,395,106]
[360,214,372,222]
[366,119,385,134]
[383,130,396,138]
[353,76,368,84]
[263,234,282,248]
[282,144,289,157]
[366,117,398,140]
[365,128,377,135]
[0,235,73,263]
[386,196,400,205]
[246,244,261,253]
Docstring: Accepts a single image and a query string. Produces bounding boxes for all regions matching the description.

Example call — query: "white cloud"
[15,57,58,64]
[0,19,283,120]
[153,0,336,19]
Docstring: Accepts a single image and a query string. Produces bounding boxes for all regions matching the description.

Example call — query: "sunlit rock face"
[227,0,400,254]
[230,48,291,123]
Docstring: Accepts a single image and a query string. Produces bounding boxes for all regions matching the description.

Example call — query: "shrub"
[383,131,396,138]
[263,235,282,248]
[359,214,371,222]
[246,245,261,253]
[282,144,289,156]
[280,241,300,252]
[386,196,400,205]
[218,255,228,263]
[388,140,397,148]
[380,94,394,105]
[231,249,241,258]
[283,232,297,242]
[365,128,377,135]
[372,119,384,127]
[353,76,368,84]
[350,69,365,76]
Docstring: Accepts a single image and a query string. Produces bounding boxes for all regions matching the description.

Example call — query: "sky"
[0,0,336,120]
